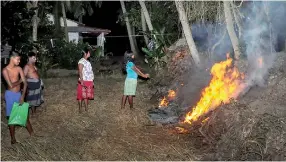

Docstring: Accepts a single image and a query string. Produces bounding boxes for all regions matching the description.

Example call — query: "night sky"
[78,1,130,56]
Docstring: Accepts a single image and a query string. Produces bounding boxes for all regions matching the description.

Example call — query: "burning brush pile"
[148,51,286,160]
[149,53,245,125]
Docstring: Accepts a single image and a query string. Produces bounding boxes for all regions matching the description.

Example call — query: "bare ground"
[1,74,200,161]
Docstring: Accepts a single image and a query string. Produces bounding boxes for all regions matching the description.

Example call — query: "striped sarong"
[26,78,44,107]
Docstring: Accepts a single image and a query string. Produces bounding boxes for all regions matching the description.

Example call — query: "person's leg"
[84,99,88,111]
[121,95,127,109]
[127,96,134,109]
[77,82,83,113]
[25,111,34,136]
[31,106,36,115]
[78,100,83,113]
[8,124,17,144]
[5,91,17,144]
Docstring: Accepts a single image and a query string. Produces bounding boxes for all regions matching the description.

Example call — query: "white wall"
[68,32,79,43]
[47,14,79,43]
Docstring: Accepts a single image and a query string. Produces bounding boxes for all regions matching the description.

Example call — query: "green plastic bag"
[8,102,29,127]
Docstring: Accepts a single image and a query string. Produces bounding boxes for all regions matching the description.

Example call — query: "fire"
[184,53,244,125]
[159,90,176,108]
[159,97,168,107]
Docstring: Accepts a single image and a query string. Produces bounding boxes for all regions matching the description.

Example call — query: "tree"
[1,1,34,48]
[120,0,137,55]
[61,1,69,41]
[138,1,153,31]
[71,1,102,23]
[141,9,148,45]
[175,1,201,67]
[50,1,71,41]
[31,0,39,42]
[223,1,241,60]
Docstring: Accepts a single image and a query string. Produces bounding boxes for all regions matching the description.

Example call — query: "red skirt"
[77,81,94,100]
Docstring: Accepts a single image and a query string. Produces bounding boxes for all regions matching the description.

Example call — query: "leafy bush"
[49,40,98,70]
[142,29,169,72]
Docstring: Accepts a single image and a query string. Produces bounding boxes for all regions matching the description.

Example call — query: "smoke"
[242,1,285,89]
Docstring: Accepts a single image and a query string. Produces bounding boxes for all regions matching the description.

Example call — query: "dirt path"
[1,76,199,161]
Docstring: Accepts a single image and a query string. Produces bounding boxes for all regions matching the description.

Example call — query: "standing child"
[121,51,149,109]
[2,51,34,144]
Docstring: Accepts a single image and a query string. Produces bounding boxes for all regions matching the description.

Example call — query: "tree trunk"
[79,15,83,23]
[141,9,148,46]
[132,26,139,53]
[175,1,201,67]
[120,0,137,55]
[32,0,38,42]
[61,1,69,41]
[230,1,243,38]
[139,1,153,31]
[224,1,241,60]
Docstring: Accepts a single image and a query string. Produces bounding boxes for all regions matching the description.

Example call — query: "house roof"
[67,26,111,35]
[47,14,111,35]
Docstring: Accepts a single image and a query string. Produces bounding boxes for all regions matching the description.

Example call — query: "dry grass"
[1,74,198,161]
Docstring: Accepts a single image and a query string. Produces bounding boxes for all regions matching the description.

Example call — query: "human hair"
[82,47,90,57]
[9,51,20,58]
[122,50,134,72]
[124,50,134,62]
[28,51,36,58]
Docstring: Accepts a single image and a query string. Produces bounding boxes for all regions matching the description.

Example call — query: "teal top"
[126,61,138,79]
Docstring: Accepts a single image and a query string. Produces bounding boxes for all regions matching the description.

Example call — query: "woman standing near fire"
[121,51,150,109]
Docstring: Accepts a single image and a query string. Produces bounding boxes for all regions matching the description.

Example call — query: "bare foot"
[11,139,17,144]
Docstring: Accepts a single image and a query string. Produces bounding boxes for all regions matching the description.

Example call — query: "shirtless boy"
[2,51,34,144]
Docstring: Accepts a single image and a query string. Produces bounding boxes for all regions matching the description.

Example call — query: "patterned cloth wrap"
[26,78,44,107]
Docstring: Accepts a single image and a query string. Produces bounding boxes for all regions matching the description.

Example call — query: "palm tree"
[138,0,153,31]
[223,1,241,60]
[175,1,201,67]
[120,0,137,55]
[31,0,38,42]
[61,1,69,41]
[51,1,71,41]
[71,1,102,23]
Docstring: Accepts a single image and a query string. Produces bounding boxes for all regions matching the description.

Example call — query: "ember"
[159,90,177,108]
[175,127,189,134]
[183,53,245,125]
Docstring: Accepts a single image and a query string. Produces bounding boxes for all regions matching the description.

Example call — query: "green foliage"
[1,1,34,46]
[142,29,168,71]
[118,1,180,47]
[49,40,97,70]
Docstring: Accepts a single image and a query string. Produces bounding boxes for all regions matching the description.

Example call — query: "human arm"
[2,68,23,89]
[23,65,29,77]
[19,67,27,104]
[78,63,84,85]
[132,65,149,78]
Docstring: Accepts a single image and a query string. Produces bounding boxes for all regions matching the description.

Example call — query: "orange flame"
[159,90,176,108]
[184,53,244,125]
[159,97,169,107]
